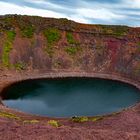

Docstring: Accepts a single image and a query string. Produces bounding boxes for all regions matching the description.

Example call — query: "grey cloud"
[0,0,139,26]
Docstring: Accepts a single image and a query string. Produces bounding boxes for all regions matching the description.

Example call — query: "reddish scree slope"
[0,15,139,78]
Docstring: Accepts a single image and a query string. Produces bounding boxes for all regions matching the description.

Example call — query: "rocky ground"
[0,101,140,140]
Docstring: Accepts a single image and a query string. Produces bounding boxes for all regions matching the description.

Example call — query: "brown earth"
[0,15,140,139]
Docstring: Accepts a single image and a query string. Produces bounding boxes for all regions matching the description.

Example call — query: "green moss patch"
[114,27,128,37]
[90,116,103,122]
[2,30,16,67]
[21,25,35,38]
[65,46,81,55]
[71,116,88,123]
[23,119,39,124]
[101,25,129,37]
[48,120,62,127]
[66,32,79,45]
[44,28,61,45]
[0,111,20,120]
[14,62,26,71]
[7,31,16,41]
[44,28,61,57]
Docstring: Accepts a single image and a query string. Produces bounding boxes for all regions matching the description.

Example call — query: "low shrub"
[21,25,34,38]
[90,116,103,122]
[0,111,20,120]
[7,30,16,41]
[48,120,61,127]
[44,28,61,45]
[14,62,26,70]
[66,32,78,44]
[65,46,81,55]
[23,120,39,124]
[71,116,88,123]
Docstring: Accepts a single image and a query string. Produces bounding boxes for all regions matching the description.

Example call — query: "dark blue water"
[2,78,140,117]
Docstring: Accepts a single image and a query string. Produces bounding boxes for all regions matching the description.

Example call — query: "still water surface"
[2,78,140,117]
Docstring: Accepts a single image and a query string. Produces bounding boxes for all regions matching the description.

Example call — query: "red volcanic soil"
[0,97,140,140]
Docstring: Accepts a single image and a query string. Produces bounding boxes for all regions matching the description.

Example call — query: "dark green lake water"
[2,78,140,117]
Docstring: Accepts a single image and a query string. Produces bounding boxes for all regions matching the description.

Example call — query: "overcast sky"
[0,0,140,26]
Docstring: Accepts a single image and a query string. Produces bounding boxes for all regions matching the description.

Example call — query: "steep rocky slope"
[0,15,140,81]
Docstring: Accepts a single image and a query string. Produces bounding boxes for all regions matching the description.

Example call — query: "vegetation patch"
[2,30,16,67]
[44,46,54,57]
[44,28,61,57]
[66,32,79,45]
[113,27,128,37]
[7,31,16,41]
[0,16,13,31]
[90,116,103,122]
[0,111,20,120]
[60,18,70,24]
[3,17,13,25]
[21,25,35,38]
[23,120,39,124]
[71,116,88,123]
[65,46,81,55]
[48,120,62,127]
[44,28,61,45]
[101,25,129,37]
[14,62,26,71]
